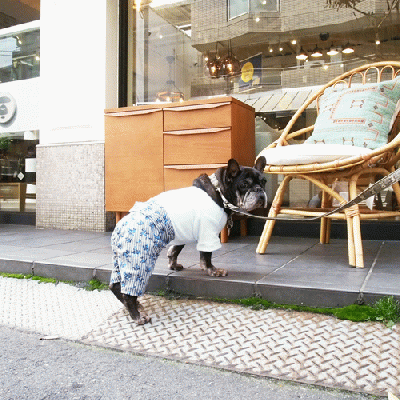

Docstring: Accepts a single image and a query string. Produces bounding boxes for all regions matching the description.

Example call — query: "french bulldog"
[109,157,267,324]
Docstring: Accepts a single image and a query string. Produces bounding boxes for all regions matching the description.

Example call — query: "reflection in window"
[252,0,279,13]
[228,0,249,19]
[133,3,198,104]
[127,1,400,105]
[0,29,40,83]
[228,0,279,19]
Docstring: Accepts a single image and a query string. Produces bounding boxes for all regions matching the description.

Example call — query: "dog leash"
[209,168,400,222]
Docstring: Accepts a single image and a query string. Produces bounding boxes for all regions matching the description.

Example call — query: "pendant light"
[207,42,222,78]
[221,40,241,77]
[342,42,354,54]
[296,46,308,60]
[311,45,323,57]
[327,44,339,56]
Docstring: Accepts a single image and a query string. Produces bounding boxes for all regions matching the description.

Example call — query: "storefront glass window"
[0,25,39,216]
[229,0,249,19]
[251,0,279,13]
[228,0,279,19]
[128,0,199,105]
[123,0,400,213]
[0,29,40,83]
[0,131,38,212]
[126,0,400,108]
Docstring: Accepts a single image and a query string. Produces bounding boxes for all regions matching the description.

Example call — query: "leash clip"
[227,215,234,235]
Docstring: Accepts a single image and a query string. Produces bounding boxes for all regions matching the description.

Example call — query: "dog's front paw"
[169,263,184,271]
[206,267,228,277]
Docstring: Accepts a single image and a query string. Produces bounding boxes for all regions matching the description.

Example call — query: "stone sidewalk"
[1,224,400,308]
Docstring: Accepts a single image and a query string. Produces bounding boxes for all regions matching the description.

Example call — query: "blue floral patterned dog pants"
[110,201,175,297]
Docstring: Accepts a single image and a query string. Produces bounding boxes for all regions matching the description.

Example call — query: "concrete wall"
[37,0,119,231]
[39,0,118,145]
[36,141,114,231]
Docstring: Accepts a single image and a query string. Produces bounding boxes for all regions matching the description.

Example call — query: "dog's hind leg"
[122,294,152,325]
[167,244,185,271]
[109,282,151,325]
[109,282,124,303]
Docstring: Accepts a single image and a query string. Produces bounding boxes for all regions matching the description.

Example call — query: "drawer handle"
[105,108,162,117]
[164,164,226,170]
[164,127,230,136]
[164,102,231,112]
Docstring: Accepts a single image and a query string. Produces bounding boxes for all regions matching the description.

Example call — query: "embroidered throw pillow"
[305,78,400,150]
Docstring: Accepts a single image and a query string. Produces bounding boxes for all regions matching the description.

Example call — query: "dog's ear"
[254,156,266,173]
[226,159,241,183]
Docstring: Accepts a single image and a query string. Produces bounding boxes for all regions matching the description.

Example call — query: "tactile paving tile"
[1,276,400,396]
[0,276,121,340]
[82,295,400,396]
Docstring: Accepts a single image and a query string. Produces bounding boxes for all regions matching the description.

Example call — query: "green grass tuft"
[0,272,108,291]
[372,296,400,328]
[213,295,400,327]
[85,278,109,291]
[31,276,58,284]
[0,272,32,279]
[332,304,376,322]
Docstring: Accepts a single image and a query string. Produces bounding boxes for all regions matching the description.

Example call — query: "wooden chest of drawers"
[105,97,255,219]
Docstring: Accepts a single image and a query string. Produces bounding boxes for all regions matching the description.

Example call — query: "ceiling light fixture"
[311,45,323,57]
[342,42,355,54]
[327,44,338,56]
[221,40,241,77]
[207,56,221,78]
[296,47,308,60]
[156,55,184,102]
[207,42,222,78]
[156,91,184,103]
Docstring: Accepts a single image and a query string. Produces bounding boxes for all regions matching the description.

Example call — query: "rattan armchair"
[256,62,400,268]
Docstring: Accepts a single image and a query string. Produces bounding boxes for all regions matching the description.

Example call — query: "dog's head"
[215,157,267,212]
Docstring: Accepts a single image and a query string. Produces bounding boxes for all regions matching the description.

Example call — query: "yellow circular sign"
[241,62,254,82]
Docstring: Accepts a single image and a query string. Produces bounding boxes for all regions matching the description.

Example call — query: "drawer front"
[164,128,232,165]
[164,164,225,191]
[163,102,232,131]
[105,108,164,212]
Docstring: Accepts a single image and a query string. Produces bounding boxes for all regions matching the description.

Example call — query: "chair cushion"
[305,77,400,150]
[258,144,373,165]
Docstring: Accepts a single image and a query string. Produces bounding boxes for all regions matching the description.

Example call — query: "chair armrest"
[286,125,315,141]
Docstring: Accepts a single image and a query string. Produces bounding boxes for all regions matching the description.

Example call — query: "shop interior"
[0,130,38,213]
